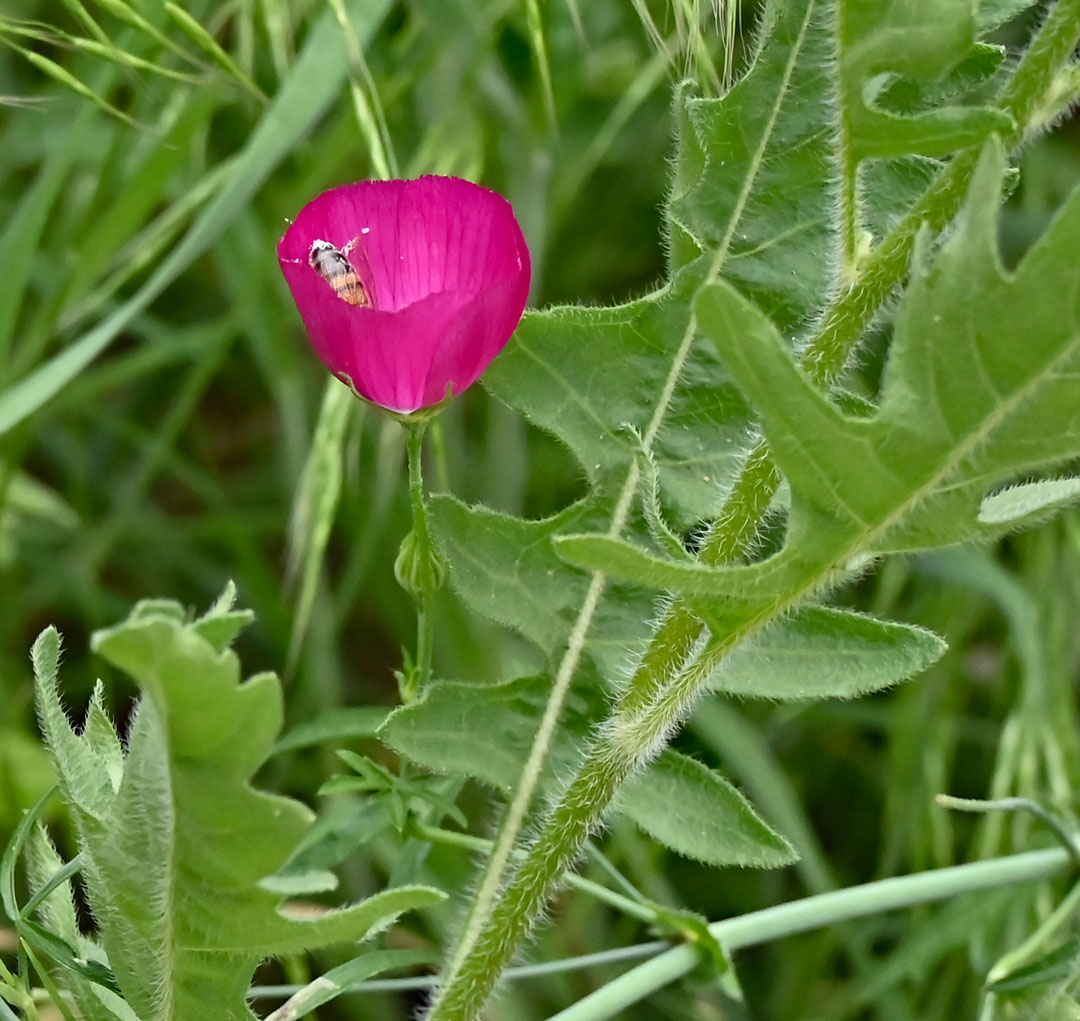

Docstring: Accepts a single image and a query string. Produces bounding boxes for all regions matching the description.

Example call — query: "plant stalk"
[552,848,1073,1021]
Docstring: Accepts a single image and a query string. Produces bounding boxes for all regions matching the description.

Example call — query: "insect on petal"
[278,176,531,414]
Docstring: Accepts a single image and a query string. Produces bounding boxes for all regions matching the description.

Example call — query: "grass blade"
[0,0,392,439]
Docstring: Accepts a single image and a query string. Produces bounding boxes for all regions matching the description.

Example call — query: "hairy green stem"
[414,823,656,923]
[427,4,1080,1016]
[440,302,698,988]
[431,6,810,984]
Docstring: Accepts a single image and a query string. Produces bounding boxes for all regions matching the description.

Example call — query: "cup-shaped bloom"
[278,176,531,414]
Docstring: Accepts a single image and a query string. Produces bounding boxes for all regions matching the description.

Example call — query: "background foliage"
[2,1,1080,1018]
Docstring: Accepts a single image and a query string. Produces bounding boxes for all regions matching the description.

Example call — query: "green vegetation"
[3,2,1080,1019]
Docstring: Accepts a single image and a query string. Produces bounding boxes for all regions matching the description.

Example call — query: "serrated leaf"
[32,630,115,820]
[82,682,123,795]
[22,826,78,937]
[666,3,834,322]
[33,596,443,1021]
[668,0,1007,321]
[617,751,797,868]
[560,141,1080,643]
[23,827,135,1021]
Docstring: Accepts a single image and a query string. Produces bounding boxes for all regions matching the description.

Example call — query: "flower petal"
[278,175,530,412]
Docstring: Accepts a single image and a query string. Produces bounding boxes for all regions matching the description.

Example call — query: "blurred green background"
[2,1,1080,1018]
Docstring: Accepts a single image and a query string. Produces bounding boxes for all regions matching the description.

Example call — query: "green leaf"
[481,266,752,525]
[380,676,593,793]
[553,532,769,605]
[987,935,1080,993]
[978,478,1080,527]
[614,139,1080,604]
[81,682,123,794]
[32,631,116,820]
[273,707,391,755]
[666,3,835,322]
[17,917,120,996]
[259,870,339,896]
[617,751,797,868]
[33,595,444,1021]
[429,495,653,669]
[23,827,136,1021]
[836,0,1011,163]
[704,606,947,700]
[381,677,793,866]
[191,579,255,652]
[668,0,1007,319]
[23,825,80,959]
[977,0,1041,33]
[263,949,437,1020]
[556,140,1080,688]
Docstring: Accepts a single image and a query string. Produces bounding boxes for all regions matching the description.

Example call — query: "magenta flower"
[278,176,531,414]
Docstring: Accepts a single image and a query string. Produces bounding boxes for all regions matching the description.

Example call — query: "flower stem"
[414,590,434,697]
[396,420,443,701]
[405,422,428,543]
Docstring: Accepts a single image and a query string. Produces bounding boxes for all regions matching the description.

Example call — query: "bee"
[308,238,370,307]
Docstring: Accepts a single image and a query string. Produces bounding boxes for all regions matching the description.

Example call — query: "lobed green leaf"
[32,593,443,1020]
